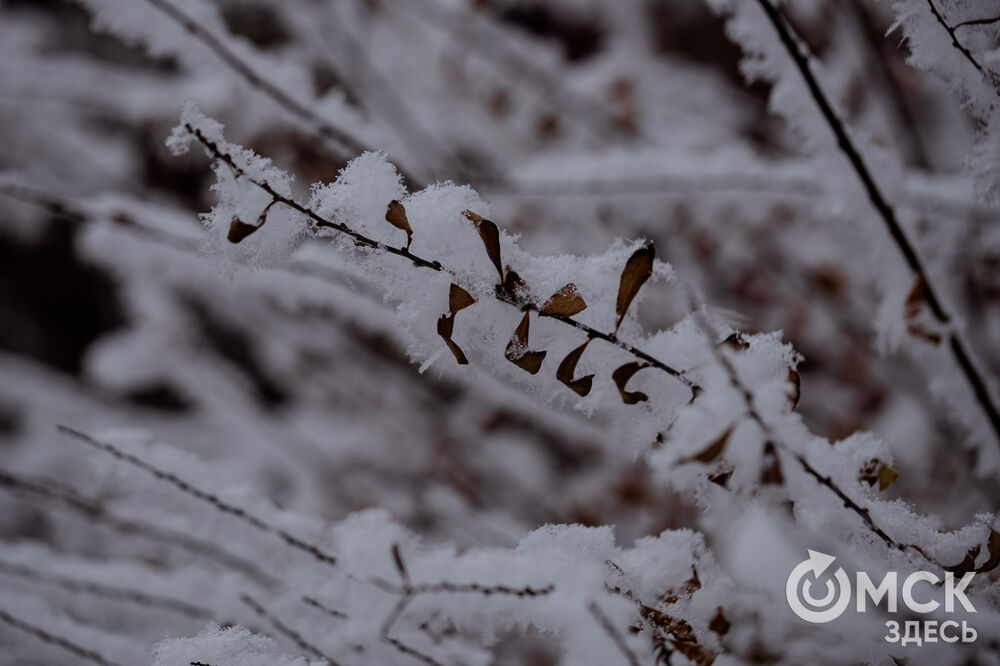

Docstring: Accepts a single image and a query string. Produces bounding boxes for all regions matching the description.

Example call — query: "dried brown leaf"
[502,267,528,300]
[906,323,942,345]
[876,463,899,491]
[441,334,469,365]
[760,441,784,485]
[612,362,650,404]
[385,200,413,248]
[708,607,730,636]
[904,276,926,321]
[787,369,801,409]
[449,283,476,313]
[685,427,732,464]
[227,216,259,244]
[437,283,476,365]
[708,470,732,487]
[615,243,654,331]
[541,283,587,317]
[719,332,749,350]
[505,312,546,374]
[979,529,1000,573]
[556,339,594,396]
[463,210,503,281]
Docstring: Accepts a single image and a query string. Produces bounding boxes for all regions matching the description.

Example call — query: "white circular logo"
[786,550,851,623]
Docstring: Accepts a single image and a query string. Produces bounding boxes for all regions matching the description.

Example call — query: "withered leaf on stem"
[708,470,732,487]
[904,276,927,321]
[505,312,547,374]
[943,529,999,577]
[556,339,594,396]
[448,283,476,313]
[227,217,258,244]
[787,369,801,409]
[979,529,1000,574]
[228,199,278,244]
[503,266,528,300]
[541,283,587,317]
[876,463,898,491]
[385,200,413,249]
[685,427,732,464]
[708,608,730,636]
[760,441,783,485]
[437,283,477,365]
[615,242,654,331]
[612,361,650,404]
[463,210,503,281]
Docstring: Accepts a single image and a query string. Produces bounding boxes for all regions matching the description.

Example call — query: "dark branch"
[184,123,699,396]
[753,0,1000,448]
[0,607,125,666]
[57,425,339,568]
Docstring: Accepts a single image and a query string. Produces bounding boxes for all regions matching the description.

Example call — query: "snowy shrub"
[1,0,999,665]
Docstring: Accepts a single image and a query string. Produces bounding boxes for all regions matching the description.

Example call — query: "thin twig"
[924,0,999,88]
[753,0,1000,449]
[0,468,276,586]
[386,0,636,145]
[953,14,1000,29]
[588,601,641,666]
[184,123,699,395]
[0,607,125,666]
[139,0,425,187]
[301,596,348,620]
[57,425,339,568]
[687,301,944,570]
[240,593,342,666]
[0,559,212,620]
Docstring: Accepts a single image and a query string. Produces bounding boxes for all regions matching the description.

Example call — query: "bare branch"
[753,0,1000,449]
[57,425,339,568]
[0,607,125,666]
[240,593,342,666]
[0,559,213,620]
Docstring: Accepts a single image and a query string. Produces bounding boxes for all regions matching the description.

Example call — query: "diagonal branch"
[924,0,999,89]
[752,0,1000,450]
[0,468,276,586]
[0,607,125,666]
[183,123,699,395]
[139,0,425,187]
[0,559,213,620]
[57,425,339,568]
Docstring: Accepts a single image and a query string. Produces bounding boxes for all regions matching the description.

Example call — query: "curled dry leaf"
[541,283,587,317]
[904,276,927,321]
[859,459,898,491]
[760,441,783,485]
[708,470,733,487]
[228,199,278,244]
[615,242,654,331]
[685,427,732,464]
[719,332,749,350]
[503,266,528,300]
[876,463,898,491]
[944,530,999,577]
[612,361,650,404]
[227,216,258,244]
[505,312,547,374]
[556,339,594,396]
[437,283,476,365]
[903,276,942,345]
[708,607,730,636]
[787,368,801,409]
[385,200,413,249]
[463,209,503,281]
